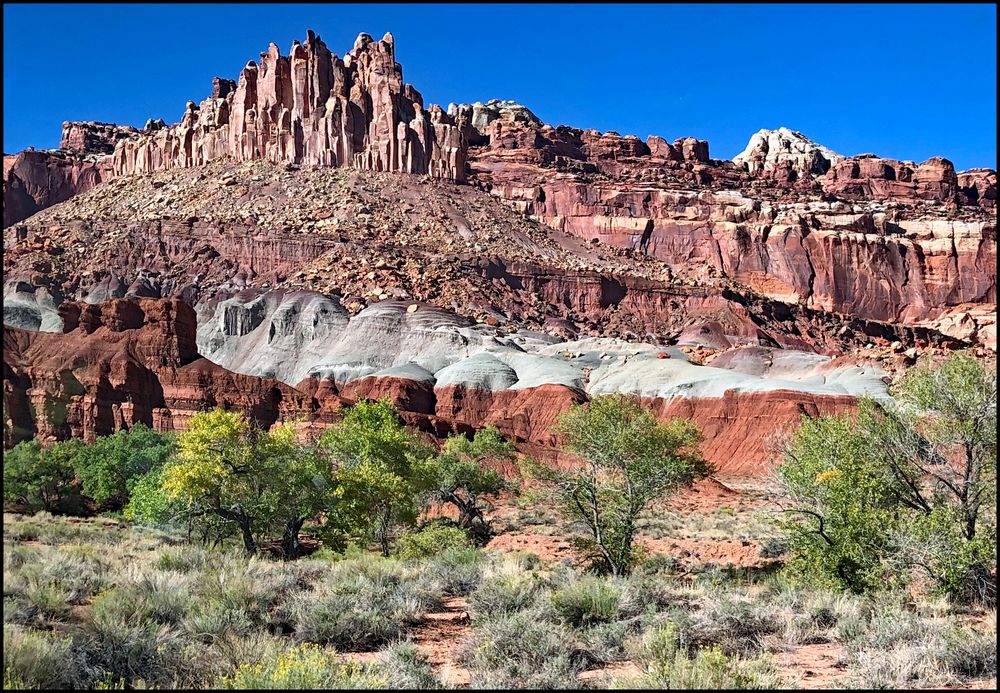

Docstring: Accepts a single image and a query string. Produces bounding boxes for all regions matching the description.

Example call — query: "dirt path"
[774,643,846,689]
[409,596,473,688]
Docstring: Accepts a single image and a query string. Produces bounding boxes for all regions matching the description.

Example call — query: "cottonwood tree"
[426,426,516,544]
[532,394,709,576]
[160,410,333,556]
[74,424,175,510]
[778,353,997,604]
[3,438,84,513]
[319,399,433,556]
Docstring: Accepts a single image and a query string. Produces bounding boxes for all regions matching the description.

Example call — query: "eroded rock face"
[3,151,111,227]
[3,297,315,445]
[109,31,466,182]
[4,293,891,475]
[60,122,140,155]
[464,113,996,335]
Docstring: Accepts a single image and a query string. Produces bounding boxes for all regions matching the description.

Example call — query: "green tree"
[319,398,432,556]
[426,426,516,544]
[777,412,902,594]
[3,438,84,513]
[532,394,709,576]
[778,353,997,604]
[160,410,334,556]
[74,424,175,509]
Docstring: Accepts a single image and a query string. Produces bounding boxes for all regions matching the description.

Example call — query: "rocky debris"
[109,31,466,182]
[733,127,842,178]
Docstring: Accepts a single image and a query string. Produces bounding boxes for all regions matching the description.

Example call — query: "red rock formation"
[3,297,313,445]
[465,116,996,331]
[820,154,962,203]
[3,151,111,227]
[646,391,857,476]
[109,31,466,181]
[60,122,140,155]
[3,295,864,476]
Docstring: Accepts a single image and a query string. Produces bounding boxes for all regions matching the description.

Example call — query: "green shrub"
[463,609,584,688]
[629,644,780,689]
[3,440,83,513]
[419,546,484,596]
[3,624,77,689]
[397,523,471,560]
[290,558,433,650]
[91,571,191,626]
[378,641,441,689]
[624,621,780,689]
[468,572,545,621]
[550,576,623,627]
[217,643,388,689]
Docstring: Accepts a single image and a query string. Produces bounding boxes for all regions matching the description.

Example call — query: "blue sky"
[4,3,996,169]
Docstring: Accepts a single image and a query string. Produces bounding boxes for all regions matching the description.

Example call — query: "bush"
[468,571,546,621]
[217,643,388,689]
[419,546,485,596]
[3,624,77,689]
[463,609,585,688]
[690,597,782,656]
[624,620,780,689]
[290,558,434,650]
[378,641,441,689]
[550,576,623,627]
[397,522,471,560]
[3,439,83,513]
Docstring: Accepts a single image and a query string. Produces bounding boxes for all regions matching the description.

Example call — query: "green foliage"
[320,399,433,556]
[550,576,623,627]
[3,439,84,513]
[779,353,997,604]
[288,557,434,650]
[123,466,178,525]
[74,424,175,509]
[533,395,709,576]
[3,624,76,689]
[397,522,471,560]
[463,609,584,689]
[426,427,515,543]
[161,410,334,555]
[777,412,901,594]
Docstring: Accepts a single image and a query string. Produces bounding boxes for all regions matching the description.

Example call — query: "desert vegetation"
[3,354,996,689]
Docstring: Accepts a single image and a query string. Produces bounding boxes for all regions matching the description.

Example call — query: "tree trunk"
[379,510,392,557]
[281,517,306,559]
[239,519,257,554]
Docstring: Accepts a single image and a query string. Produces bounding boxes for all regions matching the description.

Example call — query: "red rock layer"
[464,116,996,329]
[2,151,111,228]
[4,297,861,476]
[3,297,314,445]
[109,31,465,182]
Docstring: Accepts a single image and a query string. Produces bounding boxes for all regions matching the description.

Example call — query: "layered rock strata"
[4,293,889,475]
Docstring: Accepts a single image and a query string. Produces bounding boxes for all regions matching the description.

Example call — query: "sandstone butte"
[2,31,996,478]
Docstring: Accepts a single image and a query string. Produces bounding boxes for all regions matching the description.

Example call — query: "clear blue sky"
[4,3,996,170]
